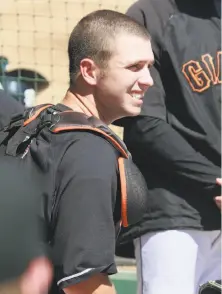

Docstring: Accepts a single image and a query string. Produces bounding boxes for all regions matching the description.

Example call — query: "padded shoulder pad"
[49,111,129,159]
[23,104,53,126]
[49,111,149,229]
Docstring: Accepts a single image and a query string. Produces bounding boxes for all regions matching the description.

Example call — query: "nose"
[138,68,154,91]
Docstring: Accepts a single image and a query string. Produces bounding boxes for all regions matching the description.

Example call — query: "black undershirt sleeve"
[124,114,221,198]
[51,133,119,290]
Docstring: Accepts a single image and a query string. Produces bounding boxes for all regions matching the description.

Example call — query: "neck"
[61,87,111,125]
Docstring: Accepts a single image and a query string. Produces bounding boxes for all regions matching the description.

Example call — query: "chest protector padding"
[1,104,149,230]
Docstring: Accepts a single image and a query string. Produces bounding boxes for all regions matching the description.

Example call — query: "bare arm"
[64,273,116,294]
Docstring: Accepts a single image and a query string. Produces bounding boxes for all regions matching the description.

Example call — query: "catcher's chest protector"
[0,104,149,232]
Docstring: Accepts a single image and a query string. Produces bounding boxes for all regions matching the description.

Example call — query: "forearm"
[64,274,116,294]
[125,116,220,195]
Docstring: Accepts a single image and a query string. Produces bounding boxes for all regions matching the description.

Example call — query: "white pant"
[134,230,221,294]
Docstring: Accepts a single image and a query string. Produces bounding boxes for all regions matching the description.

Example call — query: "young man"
[0,10,154,294]
[115,0,221,293]
[0,158,52,294]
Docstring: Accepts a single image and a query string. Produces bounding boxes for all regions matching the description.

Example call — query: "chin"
[120,105,142,118]
[128,107,142,117]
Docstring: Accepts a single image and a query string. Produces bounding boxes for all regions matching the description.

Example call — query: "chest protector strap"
[3,104,149,230]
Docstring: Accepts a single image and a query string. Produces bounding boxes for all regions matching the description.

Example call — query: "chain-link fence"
[0,0,134,108]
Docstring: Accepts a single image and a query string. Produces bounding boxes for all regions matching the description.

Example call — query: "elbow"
[63,273,115,294]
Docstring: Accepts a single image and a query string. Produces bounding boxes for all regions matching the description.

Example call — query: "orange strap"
[52,125,128,159]
[118,157,128,227]
[23,104,53,126]
[22,106,129,227]
[52,125,129,227]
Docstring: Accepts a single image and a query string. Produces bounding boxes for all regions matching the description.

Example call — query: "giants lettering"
[182,51,221,93]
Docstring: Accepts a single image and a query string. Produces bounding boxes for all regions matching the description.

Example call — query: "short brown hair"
[68,9,150,86]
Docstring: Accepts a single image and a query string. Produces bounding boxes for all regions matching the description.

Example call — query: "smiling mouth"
[131,93,144,100]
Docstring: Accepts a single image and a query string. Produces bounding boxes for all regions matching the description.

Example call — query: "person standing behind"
[115,0,221,293]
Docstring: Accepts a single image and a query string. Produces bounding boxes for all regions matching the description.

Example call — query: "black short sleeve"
[51,132,119,290]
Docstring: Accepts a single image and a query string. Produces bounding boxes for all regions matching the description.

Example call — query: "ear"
[80,58,98,86]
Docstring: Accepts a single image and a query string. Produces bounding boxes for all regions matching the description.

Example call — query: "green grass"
[111,271,137,294]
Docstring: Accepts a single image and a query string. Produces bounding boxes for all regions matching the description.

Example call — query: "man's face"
[95,33,154,122]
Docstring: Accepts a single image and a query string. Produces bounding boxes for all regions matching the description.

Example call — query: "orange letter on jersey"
[182,60,211,93]
[217,51,221,84]
[202,54,217,85]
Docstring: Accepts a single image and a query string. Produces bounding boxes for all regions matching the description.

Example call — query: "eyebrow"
[125,59,155,67]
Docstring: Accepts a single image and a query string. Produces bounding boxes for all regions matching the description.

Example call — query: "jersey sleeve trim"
[57,268,95,286]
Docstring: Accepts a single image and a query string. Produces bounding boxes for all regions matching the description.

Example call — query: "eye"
[127,63,143,72]
[148,61,154,69]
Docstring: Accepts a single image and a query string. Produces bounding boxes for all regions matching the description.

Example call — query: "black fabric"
[0,90,24,130]
[48,108,150,230]
[0,91,47,282]
[122,157,149,226]
[0,102,121,292]
[0,157,46,282]
[49,131,119,292]
[115,0,221,243]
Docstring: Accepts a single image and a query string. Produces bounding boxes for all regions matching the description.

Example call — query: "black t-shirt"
[50,133,118,291]
[18,104,120,292]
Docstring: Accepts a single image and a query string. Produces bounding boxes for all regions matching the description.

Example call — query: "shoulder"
[66,131,118,160]
[56,131,119,176]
